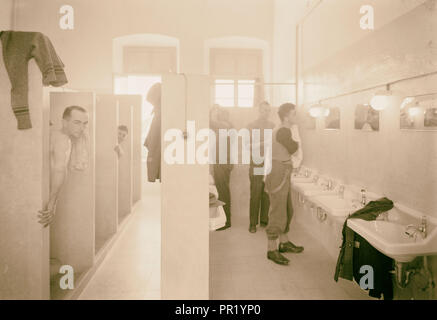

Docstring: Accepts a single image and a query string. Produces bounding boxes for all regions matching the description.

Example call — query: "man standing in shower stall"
[114,125,129,158]
[246,101,275,233]
[144,82,161,182]
[38,106,89,227]
[265,103,304,265]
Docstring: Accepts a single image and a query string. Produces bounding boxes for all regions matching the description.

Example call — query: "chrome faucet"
[405,216,427,239]
[323,179,333,191]
[379,211,388,221]
[338,185,345,199]
[360,189,367,206]
[377,211,389,221]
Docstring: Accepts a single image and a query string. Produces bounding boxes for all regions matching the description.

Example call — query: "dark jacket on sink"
[334,197,394,299]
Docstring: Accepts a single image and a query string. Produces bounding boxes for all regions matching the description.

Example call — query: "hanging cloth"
[0,31,68,130]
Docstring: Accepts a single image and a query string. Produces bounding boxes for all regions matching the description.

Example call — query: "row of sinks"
[291,168,437,263]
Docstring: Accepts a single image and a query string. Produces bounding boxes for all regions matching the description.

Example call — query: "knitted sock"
[268,239,277,251]
[279,233,289,244]
[14,107,32,130]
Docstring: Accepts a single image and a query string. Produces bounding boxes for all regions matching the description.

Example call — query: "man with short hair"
[114,125,129,158]
[264,103,304,265]
[38,106,88,227]
[246,101,275,233]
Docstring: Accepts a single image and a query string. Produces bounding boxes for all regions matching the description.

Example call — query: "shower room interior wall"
[297,0,437,299]
[301,0,437,233]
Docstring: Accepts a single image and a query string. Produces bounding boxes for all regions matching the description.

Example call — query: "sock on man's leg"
[268,239,277,251]
[279,233,289,244]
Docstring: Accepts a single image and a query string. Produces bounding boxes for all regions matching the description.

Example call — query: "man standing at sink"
[264,103,304,265]
[246,101,276,234]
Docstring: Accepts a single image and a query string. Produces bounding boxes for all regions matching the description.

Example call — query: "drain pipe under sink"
[393,256,435,297]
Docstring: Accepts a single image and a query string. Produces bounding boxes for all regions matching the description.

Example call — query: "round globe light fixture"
[308,103,330,118]
[370,90,395,111]
[408,106,422,117]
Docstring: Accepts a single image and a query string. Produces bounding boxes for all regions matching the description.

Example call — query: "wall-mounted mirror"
[354,104,379,131]
[325,107,340,130]
[400,95,437,130]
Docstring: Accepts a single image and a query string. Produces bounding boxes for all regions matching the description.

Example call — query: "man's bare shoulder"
[50,130,71,150]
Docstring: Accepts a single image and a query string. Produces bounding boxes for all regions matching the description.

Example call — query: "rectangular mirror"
[355,104,379,131]
[325,107,340,130]
[400,95,437,130]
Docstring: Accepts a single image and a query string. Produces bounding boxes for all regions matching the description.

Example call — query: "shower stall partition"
[0,57,50,300]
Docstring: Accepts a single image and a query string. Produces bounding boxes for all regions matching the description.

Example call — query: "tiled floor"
[210,166,375,300]
[78,181,161,300]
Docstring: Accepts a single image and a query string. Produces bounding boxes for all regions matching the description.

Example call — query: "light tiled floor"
[78,181,161,300]
[210,166,374,300]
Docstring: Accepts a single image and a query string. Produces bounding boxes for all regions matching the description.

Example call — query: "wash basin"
[293,183,337,197]
[310,195,356,218]
[291,177,313,183]
[347,204,437,262]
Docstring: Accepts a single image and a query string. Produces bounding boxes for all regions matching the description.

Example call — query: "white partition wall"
[49,92,96,277]
[95,95,119,253]
[0,59,50,300]
[131,96,143,204]
[161,74,210,299]
[117,95,134,223]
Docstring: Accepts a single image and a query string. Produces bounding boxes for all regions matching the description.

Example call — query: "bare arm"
[114,144,124,158]
[38,134,70,227]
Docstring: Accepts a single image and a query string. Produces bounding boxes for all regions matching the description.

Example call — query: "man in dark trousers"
[246,101,275,233]
[210,105,233,231]
[264,103,304,265]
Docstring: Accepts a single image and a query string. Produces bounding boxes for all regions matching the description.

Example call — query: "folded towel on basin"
[334,197,394,300]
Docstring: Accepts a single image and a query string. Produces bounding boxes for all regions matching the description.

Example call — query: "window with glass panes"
[210,48,262,108]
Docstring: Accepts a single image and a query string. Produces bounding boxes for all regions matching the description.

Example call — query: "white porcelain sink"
[309,195,356,218]
[293,183,337,197]
[347,204,437,262]
[291,177,313,183]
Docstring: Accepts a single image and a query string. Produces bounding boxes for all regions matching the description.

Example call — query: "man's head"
[257,101,271,120]
[218,108,230,123]
[277,103,297,126]
[118,125,129,144]
[62,106,88,138]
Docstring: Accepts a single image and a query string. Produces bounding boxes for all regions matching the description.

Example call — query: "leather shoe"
[279,241,304,253]
[216,225,230,231]
[260,222,268,228]
[249,226,256,233]
[267,250,289,265]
